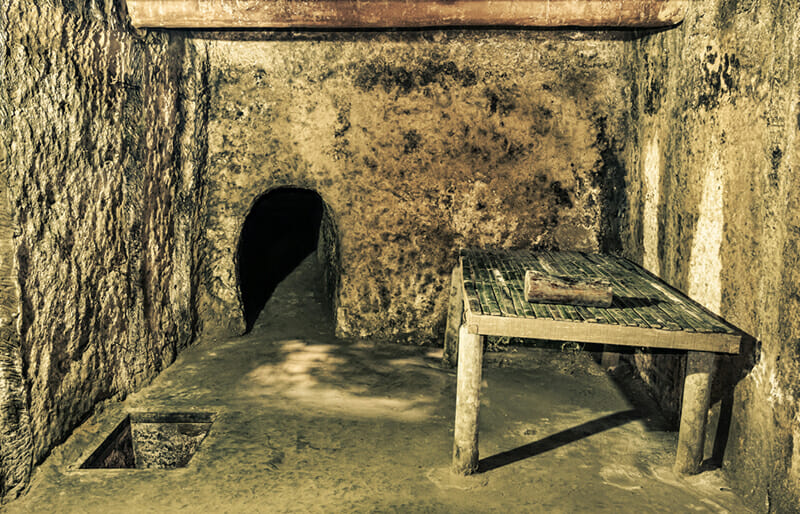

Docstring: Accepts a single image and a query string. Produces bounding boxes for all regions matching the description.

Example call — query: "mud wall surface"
[0,0,203,499]
[622,0,800,509]
[197,31,633,342]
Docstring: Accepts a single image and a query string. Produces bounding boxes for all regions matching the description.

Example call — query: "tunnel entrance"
[236,187,326,332]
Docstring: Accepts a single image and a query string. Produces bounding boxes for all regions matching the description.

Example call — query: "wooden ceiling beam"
[126,0,687,29]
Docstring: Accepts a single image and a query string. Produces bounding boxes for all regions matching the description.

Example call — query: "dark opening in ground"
[81,412,214,469]
[237,188,325,332]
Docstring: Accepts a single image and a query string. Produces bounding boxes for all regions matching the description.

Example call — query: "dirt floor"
[7,257,750,513]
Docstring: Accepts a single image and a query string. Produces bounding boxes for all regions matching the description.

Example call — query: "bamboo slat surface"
[460,249,742,353]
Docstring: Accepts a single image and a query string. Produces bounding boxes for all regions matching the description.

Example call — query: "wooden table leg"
[674,351,716,475]
[601,344,621,369]
[452,325,484,475]
[442,265,464,368]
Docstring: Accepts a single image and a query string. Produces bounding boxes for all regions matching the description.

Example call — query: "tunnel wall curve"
[234,187,340,332]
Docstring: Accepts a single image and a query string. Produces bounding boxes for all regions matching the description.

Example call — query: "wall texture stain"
[0,0,204,499]
[622,0,800,509]
[196,32,632,343]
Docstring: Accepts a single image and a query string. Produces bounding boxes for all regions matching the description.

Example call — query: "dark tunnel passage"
[237,187,324,332]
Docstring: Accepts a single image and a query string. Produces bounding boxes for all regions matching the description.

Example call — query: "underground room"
[1,0,799,511]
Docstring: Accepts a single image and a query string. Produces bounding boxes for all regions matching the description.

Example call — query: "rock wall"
[7,0,796,508]
[196,31,633,342]
[622,0,800,509]
[0,0,203,499]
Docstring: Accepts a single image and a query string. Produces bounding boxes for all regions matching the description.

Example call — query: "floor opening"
[80,412,214,469]
[237,187,325,332]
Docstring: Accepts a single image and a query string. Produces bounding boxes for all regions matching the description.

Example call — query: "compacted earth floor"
[8,257,749,513]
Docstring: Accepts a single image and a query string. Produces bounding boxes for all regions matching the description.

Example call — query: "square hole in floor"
[80,412,214,469]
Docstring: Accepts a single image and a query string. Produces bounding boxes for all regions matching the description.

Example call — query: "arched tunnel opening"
[236,187,333,332]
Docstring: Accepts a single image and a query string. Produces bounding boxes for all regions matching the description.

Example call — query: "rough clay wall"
[0,0,203,499]
[622,0,800,510]
[197,32,632,342]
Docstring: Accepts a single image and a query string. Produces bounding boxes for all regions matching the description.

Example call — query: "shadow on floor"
[479,409,641,472]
